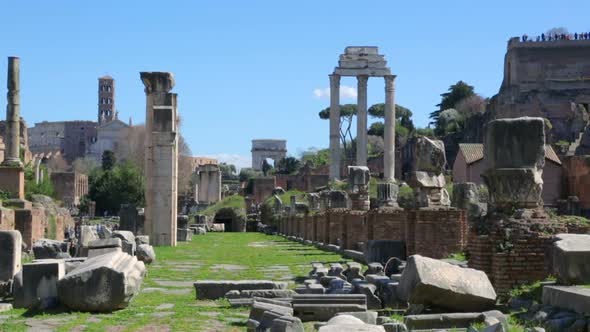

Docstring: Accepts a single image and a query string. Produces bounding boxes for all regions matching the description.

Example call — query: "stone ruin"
[141,71,178,247]
[468,117,584,295]
[348,166,370,211]
[409,136,450,208]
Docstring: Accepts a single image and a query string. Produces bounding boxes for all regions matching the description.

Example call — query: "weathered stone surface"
[413,136,446,173]
[398,255,496,311]
[542,285,590,315]
[177,228,192,242]
[549,234,590,285]
[194,280,287,300]
[136,244,156,265]
[292,294,367,322]
[112,230,136,255]
[135,235,149,246]
[357,283,381,309]
[87,238,122,258]
[384,257,405,277]
[0,230,22,281]
[482,117,545,210]
[15,260,65,309]
[270,315,305,332]
[80,226,99,246]
[336,311,378,324]
[484,117,545,170]
[32,239,69,259]
[452,182,486,218]
[249,299,292,322]
[225,289,296,299]
[365,240,406,265]
[57,251,146,312]
[404,312,483,330]
[366,263,384,275]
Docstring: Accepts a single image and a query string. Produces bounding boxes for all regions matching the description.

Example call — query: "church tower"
[98,76,115,125]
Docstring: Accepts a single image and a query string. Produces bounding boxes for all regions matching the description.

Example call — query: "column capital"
[140,72,175,94]
[357,75,368,88]
[384,75,396,92]
[329,73,341,85]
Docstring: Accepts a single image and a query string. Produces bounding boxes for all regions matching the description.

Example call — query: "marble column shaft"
[356,75,368,166]
[384,75,397,182]
[4,57,21,165]
[329,74,341,180]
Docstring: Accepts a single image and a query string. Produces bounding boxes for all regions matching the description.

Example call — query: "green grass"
[264,190,305,205]
[447,252,466,262]
[200,195,246,216]
[5,232,350,331]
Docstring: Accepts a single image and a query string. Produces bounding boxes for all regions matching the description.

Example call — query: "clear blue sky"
[1,0,589,168]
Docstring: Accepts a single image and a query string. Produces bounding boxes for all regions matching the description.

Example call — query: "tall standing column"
[141,72,178,247]
[356,75,368,166]
[383,75,397,182]
[4,57,22,166]
[329,74,341,180]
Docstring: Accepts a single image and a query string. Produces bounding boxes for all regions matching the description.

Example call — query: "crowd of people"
[522,32,590,42]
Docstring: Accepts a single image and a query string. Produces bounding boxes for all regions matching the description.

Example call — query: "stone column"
[356,75,368,166]
[141,72,178,247]
[383,75,397,182]
[4,57,21,166]
[329,74,341,180]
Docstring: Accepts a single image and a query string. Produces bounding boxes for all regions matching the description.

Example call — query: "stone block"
[177,228,192,242]
[136,244,156,265]
[57,251,146,312]
[404,312,483,330]
[135,235,150,246]
[484,117,545,170]
[482,168,543,209]
[80,225,99,246]
[112,230,136,256]
[549,234,590,285]
[336,311,378,324]
[226,289,296,299]
[365,240,406,265]
[270,315,304,332]
[0,230,21,281]
[88,238,123,258]
[194,280,287,300]
[292,294,367,322]
[32,239,69,259]
[542,285,590,315]
[15,260,65,309]
[398,255,496,311]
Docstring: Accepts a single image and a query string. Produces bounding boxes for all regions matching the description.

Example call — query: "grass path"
[1,233,348,331]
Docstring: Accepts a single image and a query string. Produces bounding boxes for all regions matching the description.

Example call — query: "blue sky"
[1,0,589,168]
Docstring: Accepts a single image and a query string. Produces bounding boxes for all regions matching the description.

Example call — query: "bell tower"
[98,76,115,125]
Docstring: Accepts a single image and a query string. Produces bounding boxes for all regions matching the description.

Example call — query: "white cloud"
[313,85,357,100]
[205,153,251,171]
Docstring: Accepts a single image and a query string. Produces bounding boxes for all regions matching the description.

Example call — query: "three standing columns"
[328,73,397,181]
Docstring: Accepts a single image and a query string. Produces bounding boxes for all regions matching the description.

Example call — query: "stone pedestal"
[0,166,24,199]
[349,193,370,211]
[377,182,399,207]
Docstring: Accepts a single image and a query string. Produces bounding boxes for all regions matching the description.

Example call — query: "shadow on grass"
[229,321,247,327]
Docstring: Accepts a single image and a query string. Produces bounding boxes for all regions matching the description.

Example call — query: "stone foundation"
[467,214,587,296]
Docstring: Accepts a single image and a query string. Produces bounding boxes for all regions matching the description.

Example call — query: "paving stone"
[155,303,175,310]
[194,280,287,300]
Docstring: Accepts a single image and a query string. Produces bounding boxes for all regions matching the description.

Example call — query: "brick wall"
[467,217,571,296]
[15,208,44,248]
[341,211,367,250]
[411,209,467,258]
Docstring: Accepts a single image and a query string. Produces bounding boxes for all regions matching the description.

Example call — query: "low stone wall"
[0,207,15,230]
[279,207,467,260]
